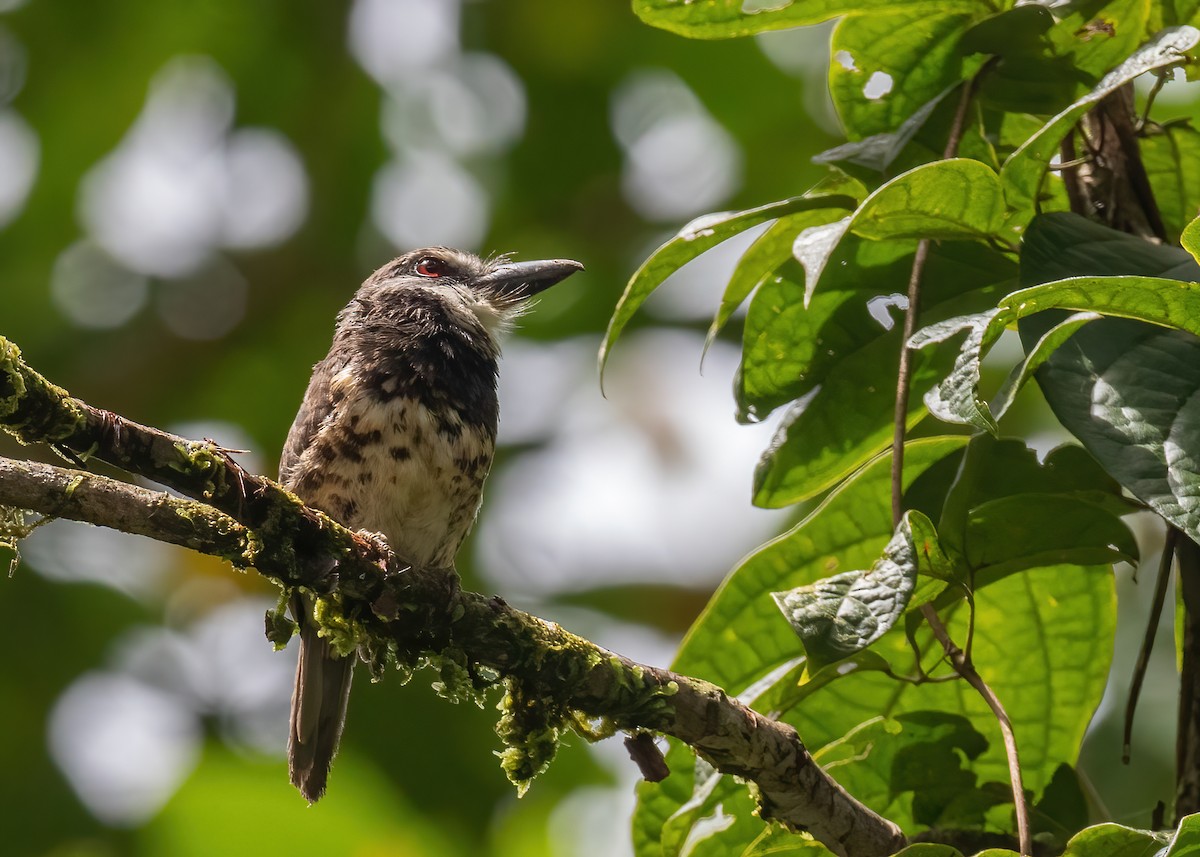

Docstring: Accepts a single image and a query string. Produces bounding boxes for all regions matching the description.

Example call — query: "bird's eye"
[415,258,446,277]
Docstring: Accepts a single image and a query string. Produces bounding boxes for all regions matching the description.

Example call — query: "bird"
[278,246,583,803]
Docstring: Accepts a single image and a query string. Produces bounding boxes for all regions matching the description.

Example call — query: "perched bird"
[279,247,583,802]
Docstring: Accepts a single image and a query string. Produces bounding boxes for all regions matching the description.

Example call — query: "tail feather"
[288,595,354,803]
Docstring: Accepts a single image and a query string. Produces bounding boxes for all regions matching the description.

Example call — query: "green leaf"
[641,559,1116,849]
[913,308,1101,431]
[777,561,1116,835]
[1030,764,1089,845]
[629,433,959,857]
[741,829,837,855]
[1043,0,1153,81]
[1018,296,1200,561]
[1141,120,1200,243]
[815,711,994,828]
[990,311,1101,421]
[793,161,1004,315]
[851,159,1004,242]
[630,0,986,40]
[964,493,1138,575]
[751,320,961,507]
[812,86,953,175]
[793,218,852,302]
[1001,276,1200,335]
[1001,27,1200,223]
[909,310,1005,434]
[1168,1,1200,27]
[830,10,985,140]
[892,846,964,857]
[960,5,1080,116]
[599,194,856,374]
[1166,814,1200,855]
[772,511,933,670]
[1059,822,1165,856]
[743,240,1015,505]
[938,437,1132,553]
[704,211,832,351]
[767,650,896,714]
[959,4,1054,58]
[1185,214,1200,267]
[1022,212,1200,283]
[916,268,1200,438]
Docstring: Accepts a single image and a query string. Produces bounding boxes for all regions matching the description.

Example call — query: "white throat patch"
[414,282,521,339]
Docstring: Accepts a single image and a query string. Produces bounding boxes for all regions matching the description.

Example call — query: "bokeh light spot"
[51,241,149,329]
[0,108,38,228]
[370,153,489,250]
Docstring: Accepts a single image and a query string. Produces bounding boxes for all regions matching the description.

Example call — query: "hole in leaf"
[867,293,908,330]
[833,50,857,71]
[863,71,894,100]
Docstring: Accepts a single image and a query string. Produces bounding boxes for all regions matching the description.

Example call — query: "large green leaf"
[1018,213,1200,544]
[741,239,1015,506]
[1001,26,1200,224]
[630,0,986,40]
[741,239,1013,421]
[751,322,967,507]
[1141,119,1200,243]
[830,10,985,140]
[1058,822,1167,856]
[914,272,1200,433]
[599,194,856,374]
[795,160,1005,313]
[1043,0,1153,82]
[937,437,1134,553]
[795,561,1115,806]
[1168,1,1200,27]
[964,493,1137,574]
[814,712,998,829]
[851,159,1004,242]
[1166,814,1200,854]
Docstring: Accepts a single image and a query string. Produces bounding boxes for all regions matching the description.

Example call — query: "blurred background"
[0,1,842,855]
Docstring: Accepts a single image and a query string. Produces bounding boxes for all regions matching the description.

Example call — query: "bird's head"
[357,247,583,340]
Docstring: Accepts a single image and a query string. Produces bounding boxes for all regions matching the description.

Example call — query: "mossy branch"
[0,336,906,857]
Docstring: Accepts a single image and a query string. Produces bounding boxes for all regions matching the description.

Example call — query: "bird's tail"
[288,594,355,803]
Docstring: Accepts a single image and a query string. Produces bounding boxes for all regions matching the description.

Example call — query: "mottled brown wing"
[279,352,346,487]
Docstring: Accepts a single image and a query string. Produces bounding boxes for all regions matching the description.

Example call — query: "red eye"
[416,258,445,277]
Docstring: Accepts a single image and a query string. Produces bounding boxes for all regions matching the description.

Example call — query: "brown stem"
[1125,527,1178,764]
[890,237,931,525]
[920,602,1031,853]
[1177,536,1200,819]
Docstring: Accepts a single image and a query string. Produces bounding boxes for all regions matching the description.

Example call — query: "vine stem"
[891,70,1033,856]
[1124,527,1178,764]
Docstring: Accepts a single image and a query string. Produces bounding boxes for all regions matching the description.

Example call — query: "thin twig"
[919,603,1030,853]
[891,68,1033,855]
[1124,527,1178,764]
[890,237,931,524]
[1135,70,1169,134]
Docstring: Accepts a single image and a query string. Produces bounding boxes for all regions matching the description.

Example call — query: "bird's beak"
[475,258,584,300]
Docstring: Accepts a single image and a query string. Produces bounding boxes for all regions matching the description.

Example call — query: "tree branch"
[0,337,906,857]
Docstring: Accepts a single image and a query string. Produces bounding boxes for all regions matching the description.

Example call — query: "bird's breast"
[288,384,496,569]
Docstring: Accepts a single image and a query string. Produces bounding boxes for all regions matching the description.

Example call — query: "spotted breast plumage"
[280,247,582,802]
